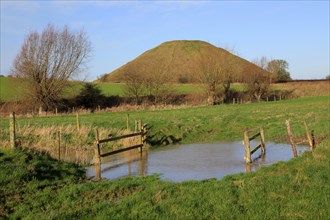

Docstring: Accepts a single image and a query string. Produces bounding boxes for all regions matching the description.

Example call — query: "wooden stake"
[311,130,316,149]
[260,127,266,156]
[94,129,101,180]
[138,120,142,132]
[285,120,298,157]
[39,106,42,116]
[76,113,80,132]
[244,130,251,163]
[57,130,61,161]
[303,121,313,150]
[9,112,16,148]
[126,114,129,130]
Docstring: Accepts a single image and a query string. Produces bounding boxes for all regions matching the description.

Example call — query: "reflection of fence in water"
[94,123,148,180]
[101,148,148,177]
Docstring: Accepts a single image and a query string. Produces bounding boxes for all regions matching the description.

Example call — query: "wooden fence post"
[126,114,129,130]
[243,130,251,163]
[138,120,142,132]
[9,112,16,148]
[285,120,298,157]
[57,130,61,161]
[311,130,316,149]
[303,121,313,150]
[55,108,58,116]
[260,127,266,156]
[94,129,101,180]
[233,98,235,104]
[76,113,80,132]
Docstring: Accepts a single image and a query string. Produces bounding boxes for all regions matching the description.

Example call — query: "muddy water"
[86,141,309,182]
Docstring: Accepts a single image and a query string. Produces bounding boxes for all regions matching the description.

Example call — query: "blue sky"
[1,1,329,81]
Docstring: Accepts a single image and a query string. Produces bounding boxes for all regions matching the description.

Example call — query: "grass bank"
[1,136,329,219]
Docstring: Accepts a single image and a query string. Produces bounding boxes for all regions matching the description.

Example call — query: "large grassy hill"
[105,40,270,83]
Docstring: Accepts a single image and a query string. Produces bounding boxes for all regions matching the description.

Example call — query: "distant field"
[0,77,84,101]
[0,77,23,102]
[0,76,328,102]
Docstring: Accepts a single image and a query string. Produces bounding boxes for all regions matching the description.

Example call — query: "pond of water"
[86,141,308,182]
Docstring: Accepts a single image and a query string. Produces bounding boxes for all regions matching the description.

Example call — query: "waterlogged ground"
[87,141,309,181]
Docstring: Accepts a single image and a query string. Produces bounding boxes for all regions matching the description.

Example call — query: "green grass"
[97,82,126,96]
[1,95,329,218]
[1,136,329,219]
[0,77,23,102]
[2,96,329,146]
[0,76,248,102]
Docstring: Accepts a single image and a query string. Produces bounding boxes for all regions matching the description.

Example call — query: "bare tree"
[196,54,236,105]
[11,24,91,111]
[145,70,171,104]
[244,65,271,102]
[252,56,269,70]
[122,65,145,105]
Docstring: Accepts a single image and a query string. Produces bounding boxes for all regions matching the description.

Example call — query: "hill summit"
[105,40,267,83]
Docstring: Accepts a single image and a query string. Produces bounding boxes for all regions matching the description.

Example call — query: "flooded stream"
[86,141,308,182]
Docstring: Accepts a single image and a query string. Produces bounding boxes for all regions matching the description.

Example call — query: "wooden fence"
[243,127,265,163]
[94,124,147,180]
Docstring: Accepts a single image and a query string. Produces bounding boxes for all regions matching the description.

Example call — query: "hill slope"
[105,40,269,83]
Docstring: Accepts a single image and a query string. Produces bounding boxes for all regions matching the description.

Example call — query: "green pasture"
[1,96,329,146]
[0,77,23,102]
[1,95,329,218]
[0,77,248,102]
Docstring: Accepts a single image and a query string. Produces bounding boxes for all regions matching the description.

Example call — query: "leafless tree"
[122,65,145,105]
[244,65,271,102]
[252,56,269,70]
[11,24,91,111]
[196,54,236,105]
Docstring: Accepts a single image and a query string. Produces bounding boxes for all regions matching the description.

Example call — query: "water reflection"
[86,141,309,182]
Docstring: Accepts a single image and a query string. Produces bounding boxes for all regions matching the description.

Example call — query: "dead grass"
[274,81,330,97]
[0,125,143,164]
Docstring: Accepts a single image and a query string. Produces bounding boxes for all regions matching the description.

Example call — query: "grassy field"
[1,95,329,218]
[0,77,83,101]
[0,77,23,102]
[1,96,329,146]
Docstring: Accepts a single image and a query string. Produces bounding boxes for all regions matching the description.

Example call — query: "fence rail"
[243,127,265,163]
[94,123,147,180]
